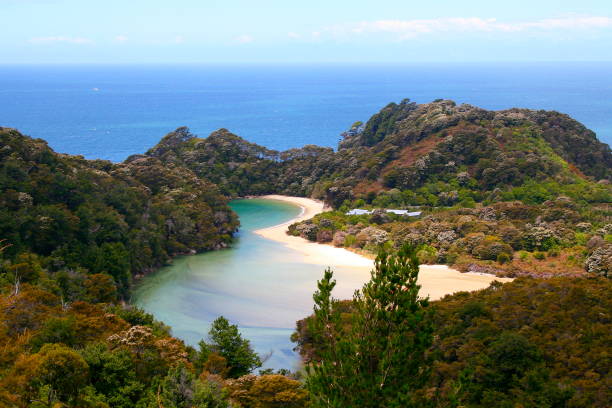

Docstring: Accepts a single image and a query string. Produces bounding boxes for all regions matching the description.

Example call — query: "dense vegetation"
[0,127,237,298]
[288,195,611,278]
[293,249,612,407]
[1,97,611,406]
[0,127,311,407]
[145,100,611,278]
[0,273,307,407]
[146,99,611,203]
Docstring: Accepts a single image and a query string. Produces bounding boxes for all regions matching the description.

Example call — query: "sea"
[1,62,611,162]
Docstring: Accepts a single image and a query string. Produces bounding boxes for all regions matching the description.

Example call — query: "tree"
[94,242,131,298]
[158,363,229,408]
[226,374,308,408]
[17,343,89,406]
[204,316,262,378]
[306,245,434,408]
[84,273,118,304]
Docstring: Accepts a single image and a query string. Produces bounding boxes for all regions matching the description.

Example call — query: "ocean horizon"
[1,62,611,162]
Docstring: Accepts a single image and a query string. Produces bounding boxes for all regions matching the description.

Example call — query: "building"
[346,209,422,217]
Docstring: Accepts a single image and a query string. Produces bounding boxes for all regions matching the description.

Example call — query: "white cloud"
[174,35,184,44]
[327,15,612,40]
[288,32,301,39]
[29,36,92,45]
[114,35,128,43]
[235,34,254,44]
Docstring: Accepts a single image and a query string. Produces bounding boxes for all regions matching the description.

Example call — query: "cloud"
[29,36,92,45]
[234,34,254,44]
[327,15,612,40]
[174,35,185,44]
[114,35,128,43]
[287,32,301,39]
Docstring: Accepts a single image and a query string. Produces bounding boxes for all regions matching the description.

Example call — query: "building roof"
[345,209,422,217]
[346,209,371,215]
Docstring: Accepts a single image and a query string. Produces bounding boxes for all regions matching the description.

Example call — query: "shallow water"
[133,198,343,370]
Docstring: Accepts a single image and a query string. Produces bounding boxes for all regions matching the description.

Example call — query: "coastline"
[253,195,513,300]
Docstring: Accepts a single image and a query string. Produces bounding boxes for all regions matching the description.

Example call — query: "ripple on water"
[134,198,328,371]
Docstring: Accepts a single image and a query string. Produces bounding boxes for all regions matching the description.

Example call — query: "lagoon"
[134,198,332,370]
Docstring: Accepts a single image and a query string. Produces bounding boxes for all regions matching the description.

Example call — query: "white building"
[346,209,422,217]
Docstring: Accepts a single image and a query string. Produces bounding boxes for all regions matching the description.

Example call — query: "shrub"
[344,234,356,248]
[497,253,511,264]
[473,238,513,261]
[533,251,546,260]
[316,230,333,243]
[584,245,611,277]
[417,245,438,264]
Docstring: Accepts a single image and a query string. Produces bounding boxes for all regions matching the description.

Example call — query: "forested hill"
[0,127,237,298]
[145,99,612,206]
[144,99,611,279]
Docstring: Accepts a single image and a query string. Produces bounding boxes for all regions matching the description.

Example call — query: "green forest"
[0,99,610,407]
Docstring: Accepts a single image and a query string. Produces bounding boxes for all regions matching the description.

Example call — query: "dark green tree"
[306,245,434,408]
[204,316,262,378]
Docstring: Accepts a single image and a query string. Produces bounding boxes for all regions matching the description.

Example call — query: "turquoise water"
[133,199,322,370]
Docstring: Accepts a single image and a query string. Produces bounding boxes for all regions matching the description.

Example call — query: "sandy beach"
[254,194,512,300]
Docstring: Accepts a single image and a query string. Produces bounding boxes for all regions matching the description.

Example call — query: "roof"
[345,209,422,217]
[346,209,371,215]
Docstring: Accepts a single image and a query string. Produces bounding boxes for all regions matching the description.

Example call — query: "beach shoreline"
[252,195,512,300]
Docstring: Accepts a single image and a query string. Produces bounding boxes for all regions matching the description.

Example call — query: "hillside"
[0,128,238,298]
[292,275,612,407]
[0,98,610,406]
[146,99,611,204]
[145,99,612,278]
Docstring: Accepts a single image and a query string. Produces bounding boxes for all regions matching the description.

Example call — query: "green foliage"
[225,374,309,408]
[29,316,77,351]
[203,316,262,378]
[417,244,438,264]
[496,252,511,264]
[157,363,229,408]
[428,277,609,407]
[306,245,433,407]
[23,343,90,406]
[0,128,238,301]
[295,277,611,407]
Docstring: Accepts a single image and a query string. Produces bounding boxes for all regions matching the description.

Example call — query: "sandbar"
[253,195,512,300]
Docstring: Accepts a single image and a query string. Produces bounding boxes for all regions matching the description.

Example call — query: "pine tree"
[306,245,433,408]
[206,316,262,378]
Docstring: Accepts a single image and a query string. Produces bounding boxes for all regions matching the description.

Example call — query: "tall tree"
[306,245,434,408]
[204,316,262,378]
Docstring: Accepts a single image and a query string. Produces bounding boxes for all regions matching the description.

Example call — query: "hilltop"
[145,99,612,278]
[146,99,611,203]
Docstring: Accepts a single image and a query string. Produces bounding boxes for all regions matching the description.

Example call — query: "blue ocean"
[1,63,611,162]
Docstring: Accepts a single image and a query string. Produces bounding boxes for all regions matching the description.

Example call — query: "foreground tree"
[306,245,433,408]
[199,316,262,378]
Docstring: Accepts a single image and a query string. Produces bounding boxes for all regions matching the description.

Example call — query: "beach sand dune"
[254,195,512,300]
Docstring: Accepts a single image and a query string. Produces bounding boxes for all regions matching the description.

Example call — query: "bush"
[344,234,356,248]
[473,238,513,261]
[497,253,511,264]
[417,245,438,264]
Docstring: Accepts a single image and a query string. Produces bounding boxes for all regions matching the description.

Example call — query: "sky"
[1,0,612,63]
